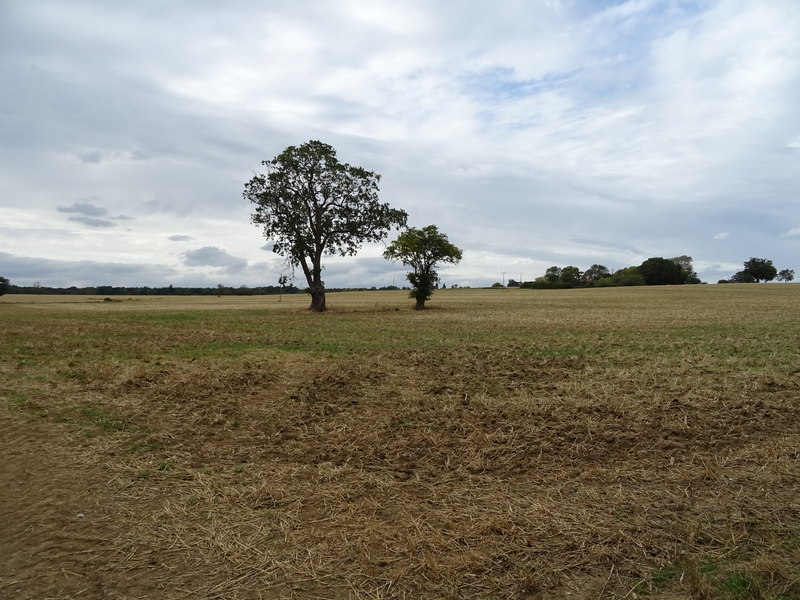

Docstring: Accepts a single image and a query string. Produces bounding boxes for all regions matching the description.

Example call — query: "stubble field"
[1,285,798,599]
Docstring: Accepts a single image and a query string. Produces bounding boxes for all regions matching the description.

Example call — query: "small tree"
[742,257,777,283]
[0,276,9,296]
[777,269,795,282]
[277,274,289,301]
[245,140,408,312]
[384,225,462,310]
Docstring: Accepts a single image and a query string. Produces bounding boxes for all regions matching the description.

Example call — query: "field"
[1,285,798,599]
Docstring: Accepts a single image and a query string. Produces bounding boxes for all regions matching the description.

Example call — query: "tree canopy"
[729,270,756,283]
[384,225,462,310]
[582,264,610,282]
[638,257,687,285]
[0,276,9,296]
[560,266,581,285]
[244,141,408,311]
[669,255,701,284]
[544,266,562,283]
[742,257,778,283]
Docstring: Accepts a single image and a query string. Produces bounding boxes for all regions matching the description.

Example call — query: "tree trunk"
[301,256,326,312]
[308,284,326,312]
[414,297,426,310]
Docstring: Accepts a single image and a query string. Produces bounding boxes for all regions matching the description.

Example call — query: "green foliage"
[0,276,9,296]
[610,266,645,286]
[530,258,699,290]
[730,270,757,283]
[638,257,687,285]
[582,264,610,282]
[670,255,701,283]
[560,266,581,285]
[78,406,126,431]
[491,282,504,288]
[244,140,408,311]
[777,268,794,282]
[384,225,462,309]
[523,278,573,289]
[506,279,520,287]
[742,257,778,283]
[544,266,562,283]
[592,276,617,287]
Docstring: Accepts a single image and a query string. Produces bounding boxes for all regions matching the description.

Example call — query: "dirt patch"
[0,411,227,599]
[0,412,123,598]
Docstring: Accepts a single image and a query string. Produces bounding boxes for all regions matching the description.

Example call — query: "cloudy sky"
[2,0,798,289]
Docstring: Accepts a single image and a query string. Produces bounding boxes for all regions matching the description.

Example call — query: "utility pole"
[501,272,506,286]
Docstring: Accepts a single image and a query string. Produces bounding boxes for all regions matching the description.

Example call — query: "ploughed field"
[1,285,798,599]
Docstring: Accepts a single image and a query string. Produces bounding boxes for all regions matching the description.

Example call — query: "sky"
[1,0,799,289]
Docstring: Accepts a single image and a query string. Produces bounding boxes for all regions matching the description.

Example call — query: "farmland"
[1,285,798,599]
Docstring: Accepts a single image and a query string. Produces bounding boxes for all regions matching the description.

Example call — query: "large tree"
[742,257,777,283]
[638,257,686,285]
[777,268,795,282]
[669,255,701,283]
[0,276,9,296]
[245,141,408,312]
[384,225,462,310]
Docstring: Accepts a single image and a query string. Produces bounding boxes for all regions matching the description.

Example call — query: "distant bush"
[610,267,645,287]
[521,279,575,289]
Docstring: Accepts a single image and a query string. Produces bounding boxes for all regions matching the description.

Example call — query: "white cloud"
[714,232,730,240]
[782,227,800,238]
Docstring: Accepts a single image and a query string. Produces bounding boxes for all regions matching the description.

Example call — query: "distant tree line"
[500,256,795,290]
[517,255,702,289]
[0,281,417,296]
[1,283,303,296]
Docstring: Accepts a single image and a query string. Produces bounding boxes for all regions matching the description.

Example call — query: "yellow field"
[2,285,798,598]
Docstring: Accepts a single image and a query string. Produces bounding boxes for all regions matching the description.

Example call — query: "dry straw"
[1,286,798,598]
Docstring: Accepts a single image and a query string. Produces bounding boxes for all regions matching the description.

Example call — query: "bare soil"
[0,412,145,599]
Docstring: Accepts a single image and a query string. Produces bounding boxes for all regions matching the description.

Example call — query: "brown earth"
[0,412,159,599]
